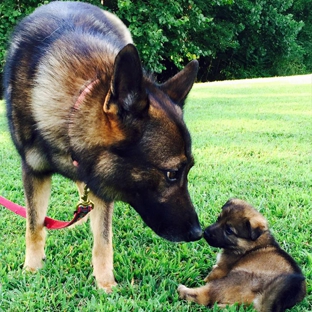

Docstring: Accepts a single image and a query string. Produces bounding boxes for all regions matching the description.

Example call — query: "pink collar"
[71,79,100,167]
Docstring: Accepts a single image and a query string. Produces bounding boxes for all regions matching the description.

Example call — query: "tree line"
[0,0,311,85]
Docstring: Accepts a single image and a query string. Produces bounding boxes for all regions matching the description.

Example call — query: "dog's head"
[203,199,268,253]
[84,44,202,242]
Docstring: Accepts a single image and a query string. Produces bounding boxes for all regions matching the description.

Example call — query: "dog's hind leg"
[178,272,257,308]
[178,284,211,306]
[22,162,51,271]
[88,193,117,293]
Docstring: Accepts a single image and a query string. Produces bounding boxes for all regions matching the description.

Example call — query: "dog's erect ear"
[160,60,199,108]
[246,218,267,241]
[107,44,148,115]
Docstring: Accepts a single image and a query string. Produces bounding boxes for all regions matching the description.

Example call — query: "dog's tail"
[254,274,306,312]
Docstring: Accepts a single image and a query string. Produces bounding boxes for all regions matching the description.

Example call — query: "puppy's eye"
[225,225,234,235]
[166,170,178,182]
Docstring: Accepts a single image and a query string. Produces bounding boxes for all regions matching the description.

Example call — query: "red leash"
[0,191,93,230]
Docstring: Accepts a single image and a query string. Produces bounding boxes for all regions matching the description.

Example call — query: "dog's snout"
[203,227,214,241]
[203,229,210,240]
[203,226,222,247]
[188,226,203,241]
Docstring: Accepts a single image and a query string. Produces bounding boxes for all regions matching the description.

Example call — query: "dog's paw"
[178,284,211,306]
[97,280,118,294]
[204,271,215,282]
[178,284,187,299]
[23,265,38,273]
[23,262,42,273]
[178,284,197,300]
[93,264,117,293]
[23,254,45,272]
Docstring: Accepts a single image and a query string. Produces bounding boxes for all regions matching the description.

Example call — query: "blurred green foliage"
[0,0,311,83]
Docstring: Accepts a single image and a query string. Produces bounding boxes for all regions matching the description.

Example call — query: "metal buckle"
[74,185,94,220]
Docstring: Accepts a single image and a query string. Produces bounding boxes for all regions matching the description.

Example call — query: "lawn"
[0,75,311,311]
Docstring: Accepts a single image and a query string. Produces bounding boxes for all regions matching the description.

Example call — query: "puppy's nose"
[203,228,212,240]
[188,226,203,241]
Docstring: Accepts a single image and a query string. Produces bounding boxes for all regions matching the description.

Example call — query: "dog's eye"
[166,170,178,182]
[225,225,234,235]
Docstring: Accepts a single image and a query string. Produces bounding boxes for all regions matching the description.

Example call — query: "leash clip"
[74,185,94,221]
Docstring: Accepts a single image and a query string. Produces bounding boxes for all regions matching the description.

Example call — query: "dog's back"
[4,1,132,176]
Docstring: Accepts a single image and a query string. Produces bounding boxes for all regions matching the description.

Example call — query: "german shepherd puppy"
[178,199,306,311]
[3,1,202,292]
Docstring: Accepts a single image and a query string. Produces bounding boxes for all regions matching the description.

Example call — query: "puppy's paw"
[178,284,187,298]
[204,269,217,282]
[178,284,211,306]
[178,284,198,301]
[205,266,228,281]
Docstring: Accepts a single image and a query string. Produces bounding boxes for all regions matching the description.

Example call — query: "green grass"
[0,75,311,311]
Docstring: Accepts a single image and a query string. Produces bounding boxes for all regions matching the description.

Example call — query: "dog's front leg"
[204,252,232,282]
[204,265,228,282]
[89,193,117,293]
[23,163,51,271]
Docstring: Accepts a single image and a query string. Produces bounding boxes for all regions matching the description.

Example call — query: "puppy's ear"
[246,217,268,241]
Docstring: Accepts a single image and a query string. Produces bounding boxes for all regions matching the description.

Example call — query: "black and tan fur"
[3,1,202,292]
[178,199,306,311]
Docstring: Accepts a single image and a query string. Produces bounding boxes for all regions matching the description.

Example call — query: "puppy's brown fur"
[178,199,306,312]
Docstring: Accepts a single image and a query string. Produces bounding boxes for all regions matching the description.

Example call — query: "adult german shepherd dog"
[3,1,202,292]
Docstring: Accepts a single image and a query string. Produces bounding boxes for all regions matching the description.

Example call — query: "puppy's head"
[204,199,269,253]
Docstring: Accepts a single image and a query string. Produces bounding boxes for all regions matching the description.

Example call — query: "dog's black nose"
[203,229,212,240]
[188,226,203,241]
